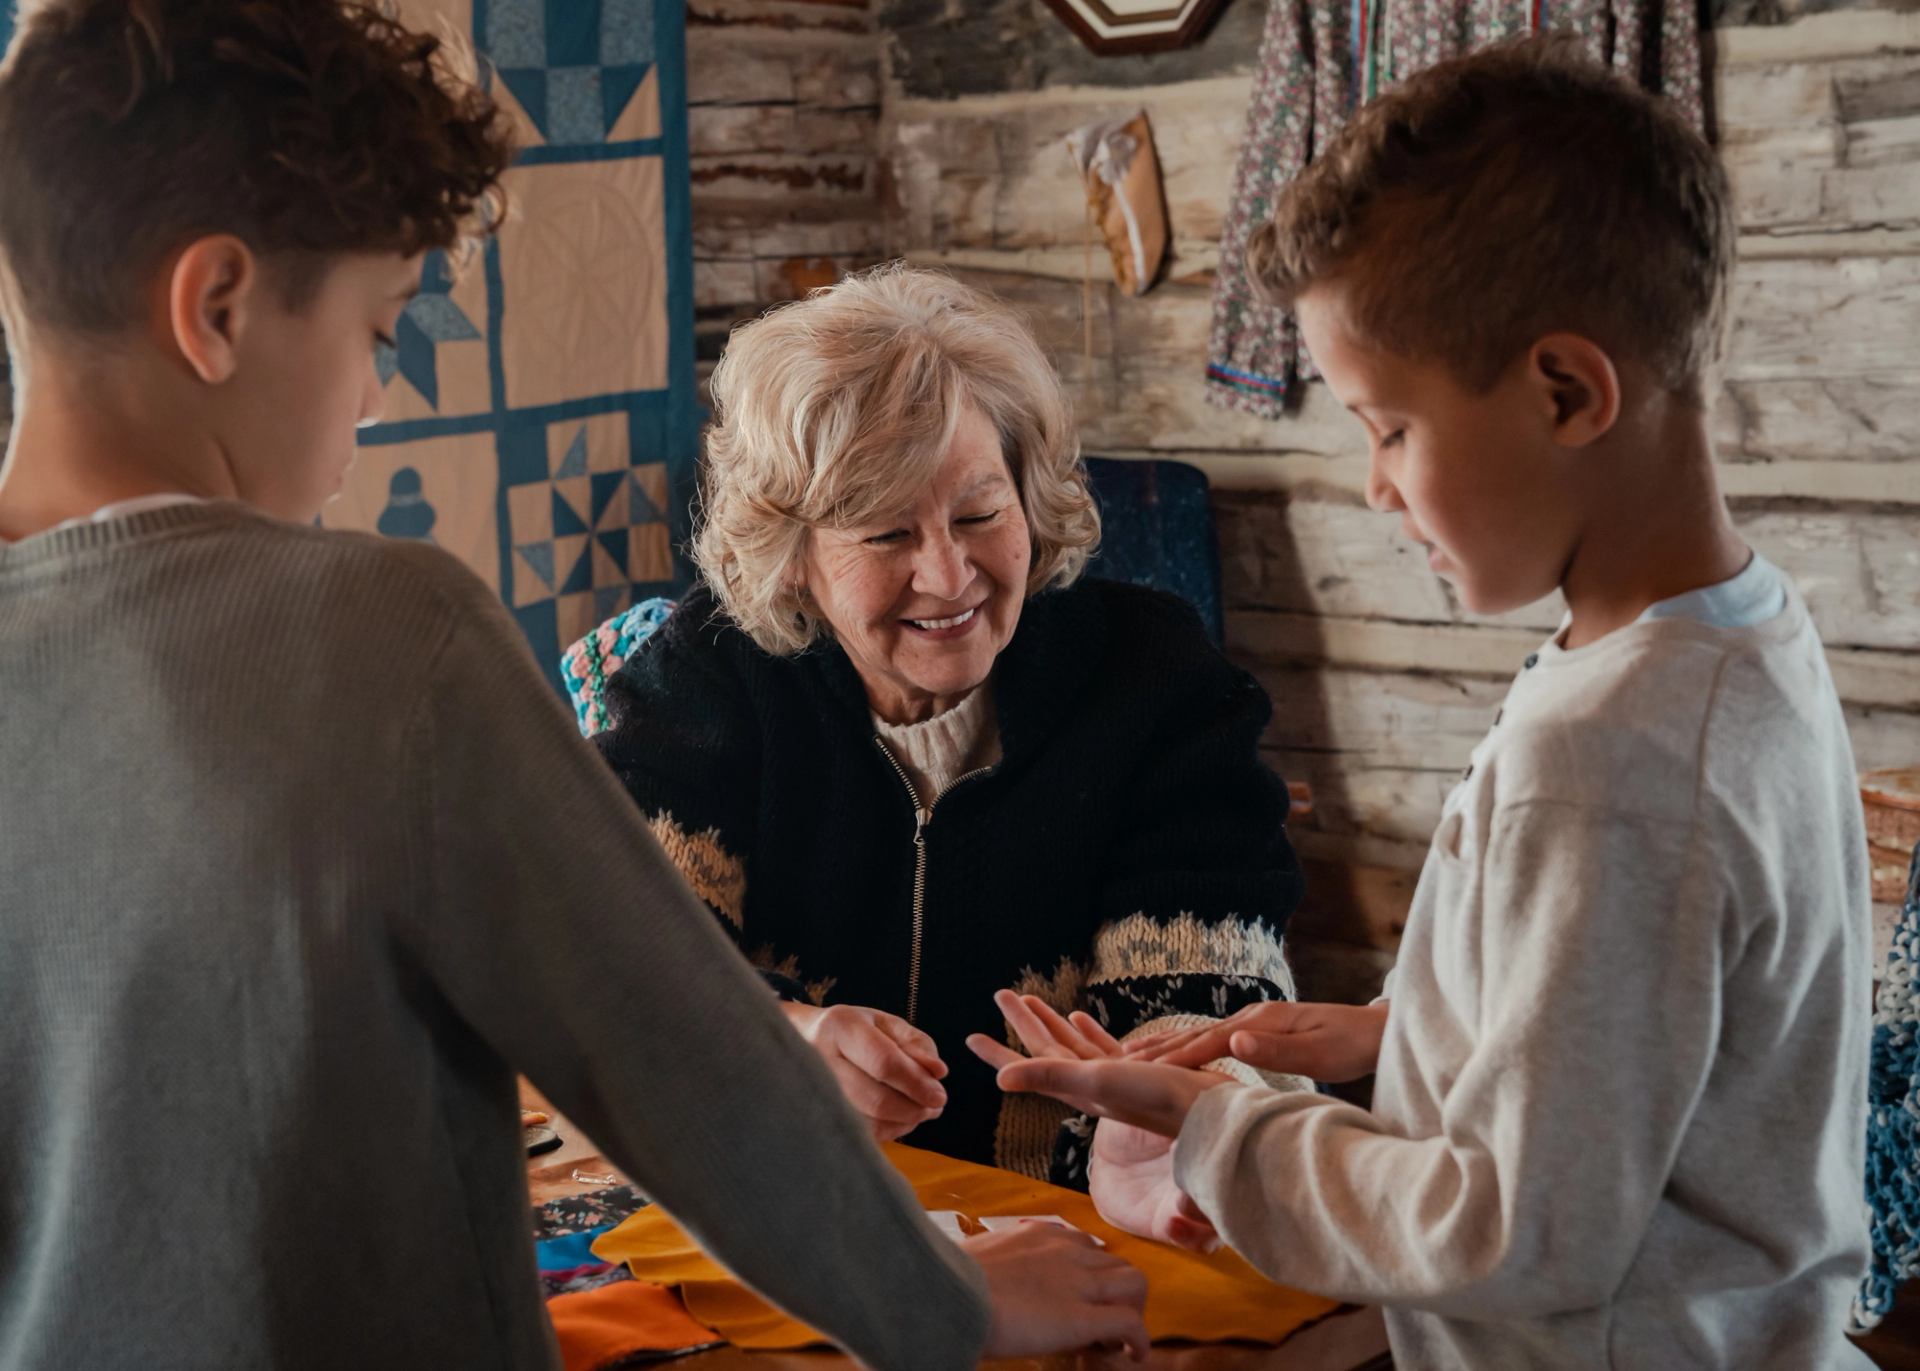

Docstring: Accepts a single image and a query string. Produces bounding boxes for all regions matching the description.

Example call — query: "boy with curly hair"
[0,4,1149,1366]
[981,35,1874,1369]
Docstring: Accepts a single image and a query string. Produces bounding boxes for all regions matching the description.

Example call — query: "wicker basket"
[1863,767,1920,905]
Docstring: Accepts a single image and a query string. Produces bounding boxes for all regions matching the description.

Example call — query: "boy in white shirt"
[973,34,1873,1370]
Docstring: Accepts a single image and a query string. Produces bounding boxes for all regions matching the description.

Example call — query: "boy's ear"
[1526,333,1620,448]
[165,236,258,385]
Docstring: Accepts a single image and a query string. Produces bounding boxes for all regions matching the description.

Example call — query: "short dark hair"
[1248,34,1734,398]
[0,0,516,334]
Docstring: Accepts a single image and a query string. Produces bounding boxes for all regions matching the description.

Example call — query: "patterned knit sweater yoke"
[596,577,1308,1186]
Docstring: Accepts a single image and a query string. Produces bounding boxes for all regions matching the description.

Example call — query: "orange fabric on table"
[591,1142,1340,1349]
[547,1279,721,1371]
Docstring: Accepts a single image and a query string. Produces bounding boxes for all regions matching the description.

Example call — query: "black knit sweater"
[595,576,1305,1185]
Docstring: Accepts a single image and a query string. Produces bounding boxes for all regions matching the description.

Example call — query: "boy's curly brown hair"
[0,0,516,334]
[1248,34,1734,401]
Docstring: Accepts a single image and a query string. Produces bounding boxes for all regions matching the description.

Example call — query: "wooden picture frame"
[1039,0,1228,55]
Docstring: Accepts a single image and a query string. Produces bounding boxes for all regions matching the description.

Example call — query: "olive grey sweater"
[0,502,988,1370]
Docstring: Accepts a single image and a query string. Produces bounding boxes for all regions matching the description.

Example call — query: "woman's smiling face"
[802,403,1032,724]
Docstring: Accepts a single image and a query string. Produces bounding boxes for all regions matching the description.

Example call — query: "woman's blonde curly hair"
[694,263,1101,656]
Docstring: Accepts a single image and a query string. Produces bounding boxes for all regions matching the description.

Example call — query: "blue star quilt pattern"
[324,0,697,695]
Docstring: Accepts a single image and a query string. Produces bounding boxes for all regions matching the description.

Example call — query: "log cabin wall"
[867,0,1920,1000]
[688,0,889,394]
[4,2,1912,1000]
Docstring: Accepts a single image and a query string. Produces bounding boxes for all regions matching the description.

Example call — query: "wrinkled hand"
[1123,1000,1388,1084]
[967,991,1223,1251]
[781,1001,947,1142]
[967,1222,1149,1360]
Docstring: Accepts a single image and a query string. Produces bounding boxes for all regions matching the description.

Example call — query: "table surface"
[521,1085,1391,1371]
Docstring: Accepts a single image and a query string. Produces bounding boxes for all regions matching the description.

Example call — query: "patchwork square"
[324,432,502,595]
[373,251,492,422]
[507,416,673,613]
[495,157,669,408]
[328,0,694,695]
[489,0,658,148]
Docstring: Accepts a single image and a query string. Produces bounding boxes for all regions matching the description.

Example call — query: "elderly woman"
[592,265,1305,1186]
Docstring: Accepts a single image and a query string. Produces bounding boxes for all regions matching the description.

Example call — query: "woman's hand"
[967,1222,1149,1361]
[779,1001,947,1142]
[968,991,1223,1251]
[1123,1000,1389,1084]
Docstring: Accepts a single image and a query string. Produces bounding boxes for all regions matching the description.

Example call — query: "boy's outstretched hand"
[967,992,1228,1252]
[1123,1000,1389,1084]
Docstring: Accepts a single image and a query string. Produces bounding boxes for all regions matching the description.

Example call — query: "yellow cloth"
[592,1142,1339,1348]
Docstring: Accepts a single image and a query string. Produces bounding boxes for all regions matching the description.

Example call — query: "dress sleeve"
[1204,0,1318,417]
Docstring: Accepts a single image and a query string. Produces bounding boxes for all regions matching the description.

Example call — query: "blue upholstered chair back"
[1082,457,1224,648]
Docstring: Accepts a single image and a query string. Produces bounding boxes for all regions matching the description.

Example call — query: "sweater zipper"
[873,737,993,1026]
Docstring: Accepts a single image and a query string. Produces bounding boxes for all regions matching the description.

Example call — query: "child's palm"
[1090,1117,1220,1253]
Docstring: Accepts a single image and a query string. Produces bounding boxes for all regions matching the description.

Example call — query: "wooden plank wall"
[8,2,1907,998]
[868,0,1920,1000]
[688,0,888,395]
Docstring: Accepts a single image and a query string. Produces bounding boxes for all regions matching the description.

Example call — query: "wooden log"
[1716,11,1920,67]
[695,214,887,258]
[1290,828,1436,874]
[1847,111,1920,167]
[686,27,878,109]
[1717,57,1842,130]
[693,258,760,311]
[1269,750,1460,849]
[686,40,798,105]
[1713,375,1920,461]
[1293,861,1418,951]
[689,0,873,37]
[1729,257,1920,380]
[690,103,877,157]
[1168,447,1920,502]
[1225,606,1920,710]
[690,154,876,210]
[1288,935,1397,1005]
[1836,53,1920,123]
[1259,691,1916,860]
[1215,486,1920,652]
[1738,227,1920,258]
[1256,665,1506,768]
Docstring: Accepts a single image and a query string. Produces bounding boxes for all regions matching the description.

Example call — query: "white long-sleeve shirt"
[1175,587,1872,1368]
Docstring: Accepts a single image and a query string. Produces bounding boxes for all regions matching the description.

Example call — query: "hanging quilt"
[322,0,699,694]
